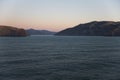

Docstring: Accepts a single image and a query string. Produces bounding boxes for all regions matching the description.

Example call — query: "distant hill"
[55,21,120,36]
[0,26,27,37]
[26,29,56,35]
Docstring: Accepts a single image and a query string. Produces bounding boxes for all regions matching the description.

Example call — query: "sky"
[0,0,120,31]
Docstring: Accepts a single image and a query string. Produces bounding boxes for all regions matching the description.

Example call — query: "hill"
[55,21,120,36]
[26,29,56,35]
[0,26,27,37]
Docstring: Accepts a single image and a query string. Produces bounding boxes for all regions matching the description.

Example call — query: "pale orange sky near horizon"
[0,0,120,31]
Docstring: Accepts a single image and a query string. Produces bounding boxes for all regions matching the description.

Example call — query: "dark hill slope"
[55,21,120,36]
[0,26,27,37]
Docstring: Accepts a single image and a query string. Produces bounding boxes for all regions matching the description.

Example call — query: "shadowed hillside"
[0,26,27,37]
[55,21,120,36]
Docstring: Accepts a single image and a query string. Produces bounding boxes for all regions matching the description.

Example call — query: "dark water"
[0,36,120,80]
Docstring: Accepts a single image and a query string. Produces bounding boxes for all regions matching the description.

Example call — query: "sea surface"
[0,35,120,80]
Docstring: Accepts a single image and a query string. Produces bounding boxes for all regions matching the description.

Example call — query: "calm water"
[0,36,120,80]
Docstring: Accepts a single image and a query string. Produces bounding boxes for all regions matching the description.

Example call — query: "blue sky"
[0,0,120,31]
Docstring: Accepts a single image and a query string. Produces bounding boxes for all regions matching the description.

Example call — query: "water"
[0,36,120,80]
